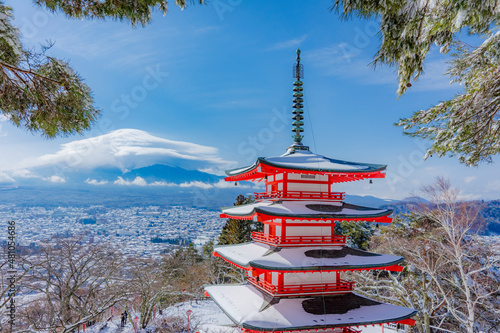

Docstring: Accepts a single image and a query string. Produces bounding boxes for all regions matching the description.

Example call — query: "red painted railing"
[243,327,361,333]
[251,232,347,246]
[278,280,354,294]
[254,190,345,201]
[247,277,277,294]
[248,276,354,295]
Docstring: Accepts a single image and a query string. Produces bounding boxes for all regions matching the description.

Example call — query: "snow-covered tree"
[363,178,500,332]
[418,178,500,333]
[127,258,173,329]
[0,3,100,138]
[21,237,128,332]
[0,0,202,138]
[367,216,450,333]
[36,0,203,27]
[332,0,500,166]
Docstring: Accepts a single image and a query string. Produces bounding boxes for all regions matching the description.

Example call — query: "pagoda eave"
[220,212,393,223]
[225,160,386,183]
[213,242,405,272]
[220,201,393,223]
[214,251,404,273]
[205,284,417,332]
[247,261,405,273]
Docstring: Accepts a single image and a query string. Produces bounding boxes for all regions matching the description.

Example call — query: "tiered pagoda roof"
[213,242,404,272]
[220,200,393,223]
[225,150,387,182]
[205,284,417,332]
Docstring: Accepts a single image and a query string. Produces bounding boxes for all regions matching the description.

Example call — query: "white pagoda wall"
[286,182,329,192]
[287,174,328,181]
[276,225,282,236]
[283,271,337,285]
[285,226,332,237]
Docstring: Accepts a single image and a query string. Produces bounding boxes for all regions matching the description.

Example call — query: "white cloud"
[10,169,39,178]
[107,177,260,190]
[179,179,260,190]
[0,172,15,184]
[114,176,147,186]
[410,59,459,92]
[85,179,109,185]
[20,129,235,173]
[150,181,178,187]
[268,35,308,51]
[305,44,395,85]
[306,44,460,91]
[179,181,215,189]
[194,25,220,34]
[44,175,66,183]
[457,192,482,201]
[465,176,476,184]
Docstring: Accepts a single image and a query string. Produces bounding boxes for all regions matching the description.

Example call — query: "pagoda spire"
[289,49,309,152]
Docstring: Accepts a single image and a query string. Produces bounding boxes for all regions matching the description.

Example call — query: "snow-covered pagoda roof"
[205,284,417,331]
[220,200,393,223]
[214,242,403,272]
[225,150,387,181]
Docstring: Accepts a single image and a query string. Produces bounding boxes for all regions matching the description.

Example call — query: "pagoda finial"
[289,49,308,152]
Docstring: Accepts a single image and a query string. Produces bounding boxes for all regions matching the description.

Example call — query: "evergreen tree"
[332,0,500,166]
[334,220,374,250]
[0,0,202,138]
[218,194,262,245]
[36,0,203,27]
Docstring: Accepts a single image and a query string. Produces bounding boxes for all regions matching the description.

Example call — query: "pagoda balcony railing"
[247,276,354,295]
[251,232,347,246]
[254,190,345,201]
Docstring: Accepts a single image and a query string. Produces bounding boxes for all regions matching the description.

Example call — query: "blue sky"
[1,0,499,200]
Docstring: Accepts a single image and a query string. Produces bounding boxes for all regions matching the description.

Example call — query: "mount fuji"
[1,129,235,188]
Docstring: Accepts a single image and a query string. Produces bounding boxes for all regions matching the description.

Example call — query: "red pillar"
[187,310,192,333]
[134,317,139,333]
[278,272,284,293]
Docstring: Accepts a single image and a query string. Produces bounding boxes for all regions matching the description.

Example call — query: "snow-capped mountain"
[1,129,234,187]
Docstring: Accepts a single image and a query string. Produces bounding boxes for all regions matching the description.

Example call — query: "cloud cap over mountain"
[16,129,235,174]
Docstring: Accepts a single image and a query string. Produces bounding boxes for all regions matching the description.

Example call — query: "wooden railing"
[254,190,345,201]
[248,276,354,295]
[278,280,354,294]
[251,232,347,246]
[247,276,277,294]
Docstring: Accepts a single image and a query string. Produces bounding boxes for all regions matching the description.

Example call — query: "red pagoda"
[205,50,417,333]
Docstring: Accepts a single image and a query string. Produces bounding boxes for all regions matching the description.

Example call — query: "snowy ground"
[83,300,237,333]
[82,299,396,333]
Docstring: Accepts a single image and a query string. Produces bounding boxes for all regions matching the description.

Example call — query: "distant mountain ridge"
[15,164,223,186]
[344,194,399,207]
[125,164,222,183]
